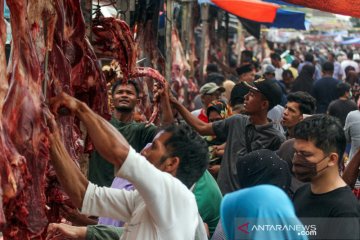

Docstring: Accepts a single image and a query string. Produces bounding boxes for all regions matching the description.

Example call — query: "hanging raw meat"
[1,0,49,238]
[0,0,109,239]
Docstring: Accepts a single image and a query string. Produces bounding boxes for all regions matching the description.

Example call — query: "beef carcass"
[0,0,109,239]
[1,0,49,238]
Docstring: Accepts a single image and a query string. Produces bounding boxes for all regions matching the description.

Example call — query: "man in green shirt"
[88,79,173,187]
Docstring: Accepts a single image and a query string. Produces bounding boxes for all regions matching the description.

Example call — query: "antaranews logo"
[234,217,360,240]
[237,222,250,234]
[235,218,317,239]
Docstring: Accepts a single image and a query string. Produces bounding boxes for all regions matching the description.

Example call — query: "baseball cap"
[242,78,282,109]
[200,82,225,95]
[264,64,276,74]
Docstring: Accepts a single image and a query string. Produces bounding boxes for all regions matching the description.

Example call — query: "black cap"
[242,78,282,109]
[230,84,249,106]
[236,64,253,76]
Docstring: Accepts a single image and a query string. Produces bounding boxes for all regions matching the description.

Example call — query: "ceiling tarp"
[211,0,279,23]
[341,38,360,45]
[266,9,306,30]
[280,0,360,18]
[263,0,301,7]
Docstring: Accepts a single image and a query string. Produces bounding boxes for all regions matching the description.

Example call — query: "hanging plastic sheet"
[266,9,306,30]
[210,0,279,23]
[279,0,360,18]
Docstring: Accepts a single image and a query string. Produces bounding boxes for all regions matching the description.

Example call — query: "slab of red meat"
[0,0,109,238]
[1,0,49,238]
[0,0,7,226]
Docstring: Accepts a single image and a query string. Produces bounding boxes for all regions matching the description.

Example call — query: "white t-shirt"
[341,59,359,76]
[81,147,205,240]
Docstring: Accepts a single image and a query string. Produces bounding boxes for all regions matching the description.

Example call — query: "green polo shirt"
[193,170,223,237]
[88,117,157,187]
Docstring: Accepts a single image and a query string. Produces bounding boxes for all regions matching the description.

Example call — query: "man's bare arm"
[162,82,214,135]
[47,111,89,208]
[50,92,130,168]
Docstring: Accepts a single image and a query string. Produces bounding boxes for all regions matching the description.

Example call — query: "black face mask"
[292,153,329,182]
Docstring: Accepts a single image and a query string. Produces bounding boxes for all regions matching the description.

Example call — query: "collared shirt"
[82,147,207,240]
[212,114,285,194]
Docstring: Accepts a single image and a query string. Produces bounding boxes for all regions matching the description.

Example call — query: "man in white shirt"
[45,92,209,240]
[341,51,359,76]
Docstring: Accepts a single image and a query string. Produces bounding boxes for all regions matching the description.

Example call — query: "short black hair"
[206,63,219,74]
[206,72,225,86]
[304,53,314,62]
[270,53,281,61]
[282,69,293,78]
[336,82,351,97]
[287,91,316,114]
[163,124,209,188]
[328,52,336,58]
[294,115,346,169]
[347,51,354,60]
[111,79,140,97]
[322,61,334,73]
[241,50,253,61]
[291,59,300,68]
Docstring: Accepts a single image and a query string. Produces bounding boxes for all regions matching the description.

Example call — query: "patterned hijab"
[206,99,232,120]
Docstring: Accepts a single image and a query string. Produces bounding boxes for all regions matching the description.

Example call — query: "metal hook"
[116,0,129,19]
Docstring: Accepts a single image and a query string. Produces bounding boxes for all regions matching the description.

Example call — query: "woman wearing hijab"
[206,99,232,178]
[291,64,316,95]
[236,149,291,193]
[211,149,294,240]
[221,185,308,240]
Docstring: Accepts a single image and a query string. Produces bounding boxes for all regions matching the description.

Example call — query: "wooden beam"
[165,0,174,81]
[199,3,209,85]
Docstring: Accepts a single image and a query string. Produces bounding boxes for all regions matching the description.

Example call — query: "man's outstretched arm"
[163,83,214,136]
[48,92,131,207]
[50,92,130,168]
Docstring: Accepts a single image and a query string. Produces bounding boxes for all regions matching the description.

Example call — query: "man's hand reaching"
[46,223,86,240]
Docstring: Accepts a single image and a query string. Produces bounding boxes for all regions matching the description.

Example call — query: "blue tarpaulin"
[4,2,9,18]
[263,0,301,7]
[341,38,360,45]
[266,9,306,30]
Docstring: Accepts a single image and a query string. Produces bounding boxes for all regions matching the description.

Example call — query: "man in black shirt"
[168,78,285,194]
[328,82,358,127]
[292,115,360,239]
[312,62,341,113]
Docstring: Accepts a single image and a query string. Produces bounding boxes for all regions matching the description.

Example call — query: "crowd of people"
[44,46,360,240]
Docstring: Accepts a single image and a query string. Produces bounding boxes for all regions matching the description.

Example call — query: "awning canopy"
[280,0,360,18]
[266,9,306,30]
[210,0,279,23]
[263,0,301,7]
[341,38,360,45]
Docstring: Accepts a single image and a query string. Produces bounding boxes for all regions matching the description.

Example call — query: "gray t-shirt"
[213,114,286,194]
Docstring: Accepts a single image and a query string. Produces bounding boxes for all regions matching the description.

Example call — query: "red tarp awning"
[211,0,279,23]
[281,0,360,18]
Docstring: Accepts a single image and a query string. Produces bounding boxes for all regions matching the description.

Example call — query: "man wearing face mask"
[292,115,360,239]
